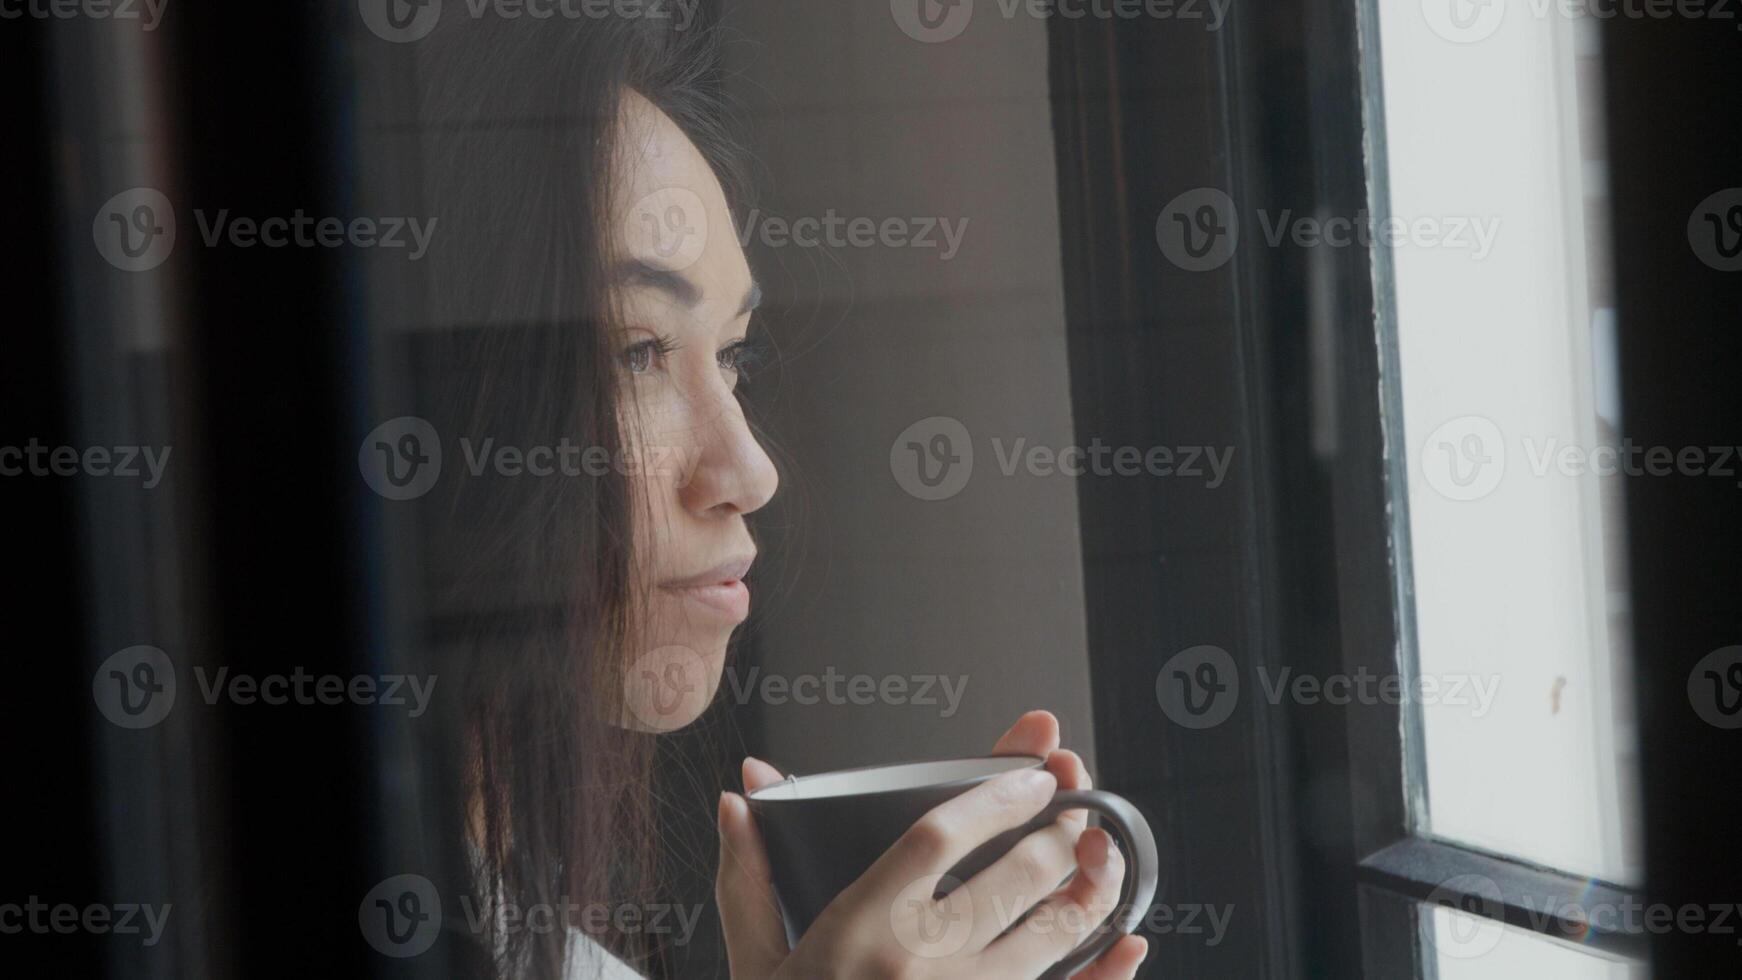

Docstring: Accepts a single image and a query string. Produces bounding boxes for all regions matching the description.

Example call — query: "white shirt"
[563,930,644,980]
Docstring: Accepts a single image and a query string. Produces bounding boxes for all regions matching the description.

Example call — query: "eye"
[623,336,677,375]
[717,338,769,383]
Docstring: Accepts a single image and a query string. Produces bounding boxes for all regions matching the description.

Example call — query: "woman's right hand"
[714,715,1148,979]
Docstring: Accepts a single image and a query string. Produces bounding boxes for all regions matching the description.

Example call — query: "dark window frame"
[1047,1,1738,976]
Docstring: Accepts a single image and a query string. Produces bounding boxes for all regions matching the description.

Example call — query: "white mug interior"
[747,756,1039,802]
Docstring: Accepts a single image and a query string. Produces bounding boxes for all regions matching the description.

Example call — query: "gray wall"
[720,2,1099,773]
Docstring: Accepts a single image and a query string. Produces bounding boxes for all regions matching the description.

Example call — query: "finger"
[866,769,1058,895]
[993,710,1061,759]
[715,791,789,979]
[743,755,784,793]
[957,816,1081,951]
[1073,935,1148,980]
[1045,749,1091,791]
[980,828,1127,977]
[1044,749,1092,836]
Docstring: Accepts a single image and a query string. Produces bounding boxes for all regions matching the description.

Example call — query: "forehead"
[613,91,751,310]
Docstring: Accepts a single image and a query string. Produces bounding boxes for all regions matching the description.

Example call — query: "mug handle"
[1031,790,1159,979]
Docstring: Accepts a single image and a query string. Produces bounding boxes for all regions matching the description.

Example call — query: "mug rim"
[744,754,1043,805]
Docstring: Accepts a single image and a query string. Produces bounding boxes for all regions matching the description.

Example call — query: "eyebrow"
[615,259,762,319]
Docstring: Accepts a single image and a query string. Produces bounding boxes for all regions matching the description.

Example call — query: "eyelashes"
[621,333,772,384]
[623,335,679,375]
[717,337,770,381]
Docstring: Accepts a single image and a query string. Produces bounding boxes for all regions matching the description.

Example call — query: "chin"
[619,633,731,732]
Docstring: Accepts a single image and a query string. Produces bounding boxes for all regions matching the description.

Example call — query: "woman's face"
[612,92,779,732]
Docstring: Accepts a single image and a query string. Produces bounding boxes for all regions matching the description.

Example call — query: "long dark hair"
[407,12,746,977]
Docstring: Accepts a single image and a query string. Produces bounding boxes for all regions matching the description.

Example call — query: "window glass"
[1427,905,1647,979]
[1375,5,1641,884]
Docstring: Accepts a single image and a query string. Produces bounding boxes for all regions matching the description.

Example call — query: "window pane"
[1374,6,1641,883]
[1427,906,1646,979]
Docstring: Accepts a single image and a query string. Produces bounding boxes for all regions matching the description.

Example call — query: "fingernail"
[1080,832,1107,870]
[1019,768,1056,795]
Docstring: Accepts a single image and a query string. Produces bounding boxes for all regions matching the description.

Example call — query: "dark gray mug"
[746,755,1159,978]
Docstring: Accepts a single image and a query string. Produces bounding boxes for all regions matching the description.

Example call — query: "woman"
[414,14,1147,979]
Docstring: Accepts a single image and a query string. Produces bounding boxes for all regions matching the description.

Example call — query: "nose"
[677,385,779,518]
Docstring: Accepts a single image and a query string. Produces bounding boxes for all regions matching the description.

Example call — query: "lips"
[659,555,754,620]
